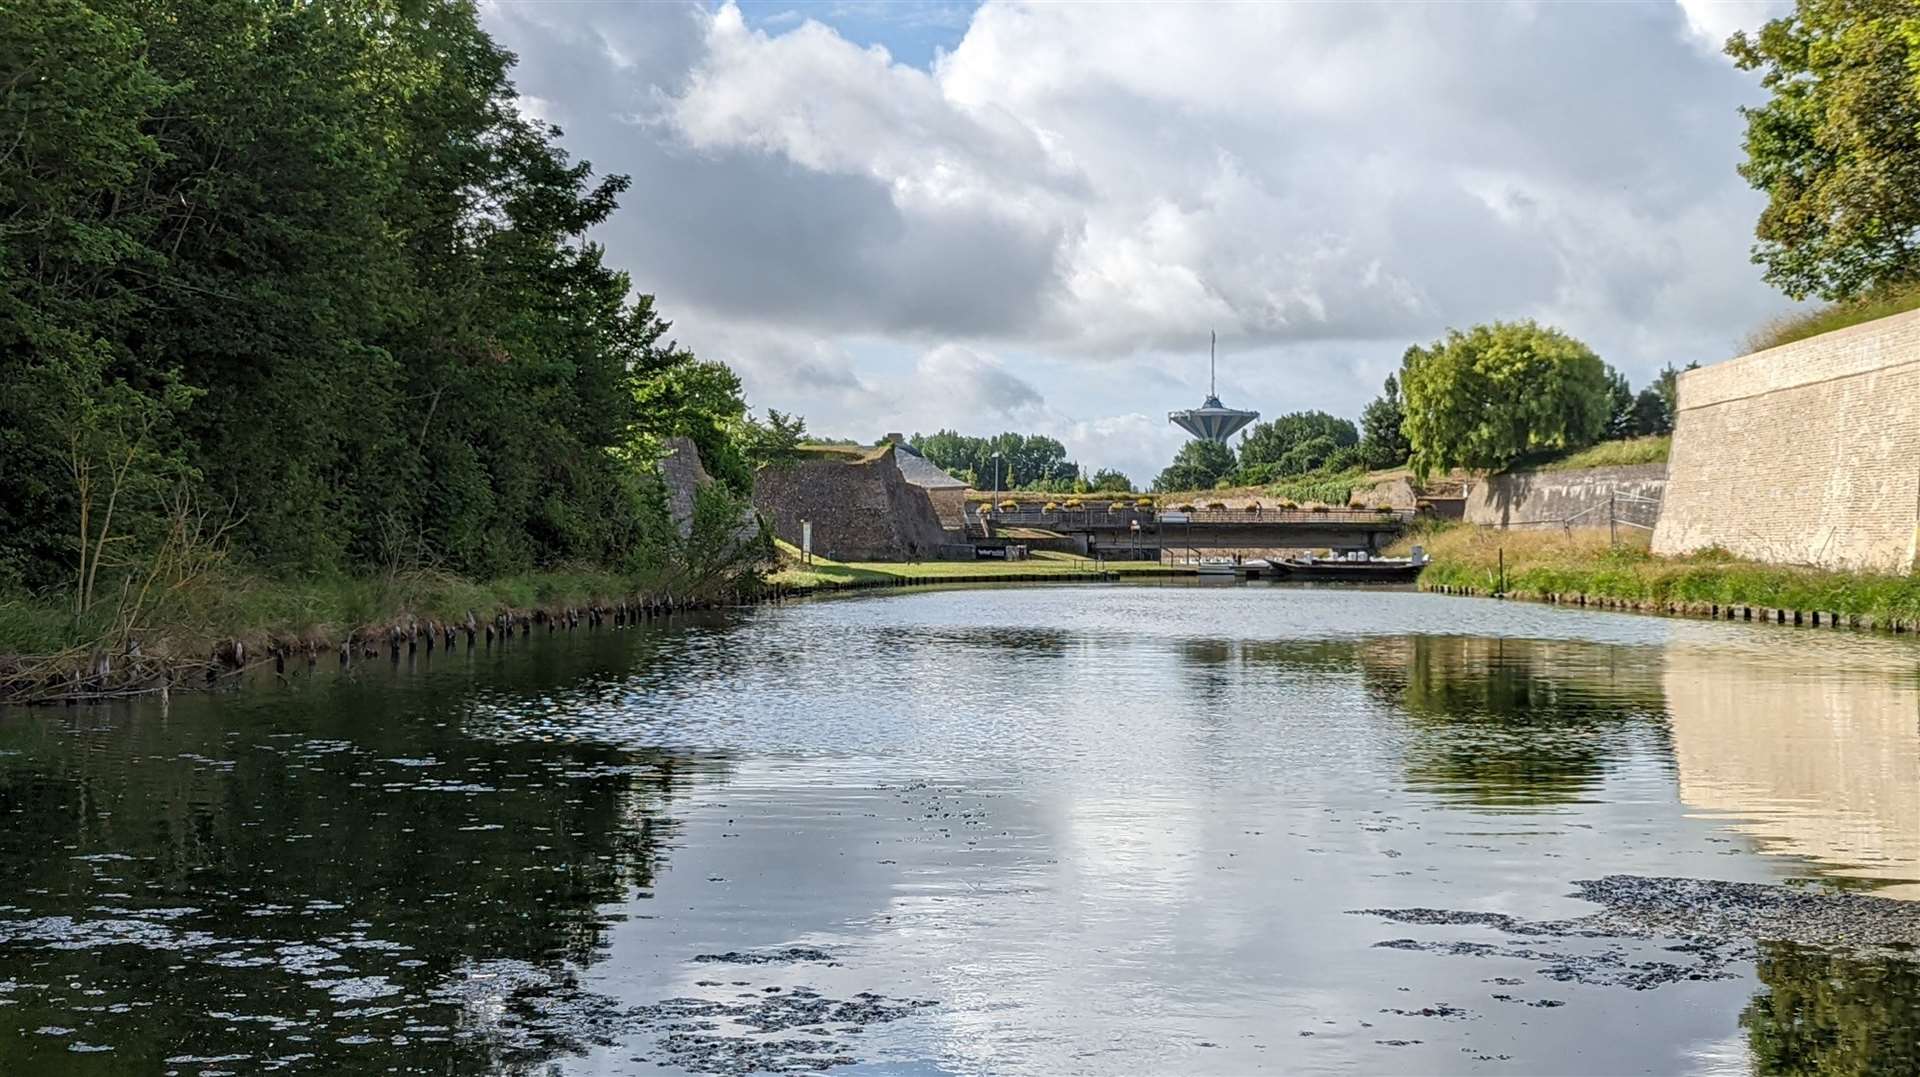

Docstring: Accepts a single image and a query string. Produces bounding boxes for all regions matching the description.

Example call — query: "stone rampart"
[753,445,951,561]
[1464,463,1667,530]
[1652,308,1920,572]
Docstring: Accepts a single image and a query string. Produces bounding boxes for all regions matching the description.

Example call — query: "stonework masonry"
[1465,463,1667,530]
[1653,307,1920,572]
[752,445,952,562]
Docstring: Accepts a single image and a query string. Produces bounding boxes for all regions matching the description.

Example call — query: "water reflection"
[1666,648,1920,898]
[1362,635,1667,809]
[0,648,724,1073]
[1741,942,1920,1076]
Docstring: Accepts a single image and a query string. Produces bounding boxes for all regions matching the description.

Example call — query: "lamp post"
[990,451,1003,501]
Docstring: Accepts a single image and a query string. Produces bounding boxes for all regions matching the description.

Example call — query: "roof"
[892,444,970,489]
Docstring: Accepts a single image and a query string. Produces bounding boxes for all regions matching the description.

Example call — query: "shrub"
[1311,505,1330,514]
[1278,500,1298,510]
[1043,502,1059,512]
[1206,501,1227,511]
[1177,503,1196,512]
[1135,497,1152,508]
[1348,501,1365,510]
[1064,499,1082,509]
[1107,501,1127,512]
[1373,504,1394,513]
[999,499,1018,510]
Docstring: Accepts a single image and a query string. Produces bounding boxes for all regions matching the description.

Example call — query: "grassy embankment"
[0,564,740,702]
[1743,281,1920,352]
[1397,523,1920,626]
[767,543,1182,591]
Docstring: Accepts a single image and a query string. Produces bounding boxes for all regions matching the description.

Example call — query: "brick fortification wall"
[752,445,951,561]
[1652,308,1920,572]
[1464,464,1667,530]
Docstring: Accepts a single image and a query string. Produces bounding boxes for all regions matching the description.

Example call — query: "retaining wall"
[1653,308,1920,572]
[1464,463,1667,530]
[752,445,951,561]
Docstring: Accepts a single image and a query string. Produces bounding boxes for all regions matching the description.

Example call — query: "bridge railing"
[981,508,1415,529]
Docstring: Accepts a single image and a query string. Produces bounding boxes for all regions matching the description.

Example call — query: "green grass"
[0,564,667,661]
[1265,466,1369,508]
[1743,281,1920,353]
[767,542,1174,590]
[1399,522,1920,622]
[1519,435,1671,473]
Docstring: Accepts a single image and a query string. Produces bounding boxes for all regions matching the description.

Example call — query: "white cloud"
[483,0,1799,479]
[1675,0,1791,54]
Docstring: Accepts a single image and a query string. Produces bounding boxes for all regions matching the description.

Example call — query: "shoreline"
[1403,522,1920,634]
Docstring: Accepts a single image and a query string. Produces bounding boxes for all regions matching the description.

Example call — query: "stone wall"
[1653,308,1920,572]
[1464,463,1667,530]
[752,445,952,561]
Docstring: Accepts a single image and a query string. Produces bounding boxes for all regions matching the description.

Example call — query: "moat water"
[2,584,1919,1074]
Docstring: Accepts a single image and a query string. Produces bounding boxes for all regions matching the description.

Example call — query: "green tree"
[1728,1,1920,300]
[1359,374,1412,469]
[1400,321,1611,477]
[1239,411,1359,476]
[1088,468,1133,492]
[1602,367,1638,439]
[0,0,773,604]
[1153,440,1237,492]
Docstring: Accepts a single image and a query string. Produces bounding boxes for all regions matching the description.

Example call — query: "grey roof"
[892,444,969,489]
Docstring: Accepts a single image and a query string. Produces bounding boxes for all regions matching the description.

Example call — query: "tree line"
[2,0,777,614]
[907,430,1131,493]
[1148,322,1690,493]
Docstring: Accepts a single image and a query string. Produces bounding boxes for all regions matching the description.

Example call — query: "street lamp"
[990,451,1004,500]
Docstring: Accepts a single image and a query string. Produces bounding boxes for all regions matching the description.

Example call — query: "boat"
[1195,558,1239,576]
[1268,546,1429,583]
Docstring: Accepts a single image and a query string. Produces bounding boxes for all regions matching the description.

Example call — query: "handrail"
[981,508,1414,528]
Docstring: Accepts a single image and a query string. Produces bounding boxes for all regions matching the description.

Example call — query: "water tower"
[1168,332,1258,443]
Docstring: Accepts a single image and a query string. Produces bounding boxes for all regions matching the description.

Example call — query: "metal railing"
[980,507,1414,529]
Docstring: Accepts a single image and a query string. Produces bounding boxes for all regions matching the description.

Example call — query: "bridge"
[978,504,1415,555]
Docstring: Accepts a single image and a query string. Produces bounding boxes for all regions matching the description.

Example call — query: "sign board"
[1159,512,1190,523]
[801,520,812,564]
[974,545,1008,559]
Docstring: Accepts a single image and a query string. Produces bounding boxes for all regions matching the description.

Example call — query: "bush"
[1135,497,1152,508]
[999,499,1018,510]
[1177,503,1196,512]
[1043,502,1059,512]
[1205,501,1227,511]
[1064,499,1082,509]
[1311,505,1330,514]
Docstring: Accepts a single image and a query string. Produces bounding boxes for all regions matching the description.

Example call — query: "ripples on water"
[1,584,1917,1074]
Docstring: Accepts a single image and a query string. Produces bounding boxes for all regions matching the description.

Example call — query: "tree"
[908,430,1079,489]
[1728,2,1920,300]
[0,0,773,600]
[1239,411,1359,476]
[1088,468,1132,492]
[1153,440,1237,492]
[1359,374,1412,468]
[1399,322,1611,477]
[1602,367,1638,440]
[741,409,807,468]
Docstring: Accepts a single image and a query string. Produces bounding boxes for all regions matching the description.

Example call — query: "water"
[2,584,1918,1074]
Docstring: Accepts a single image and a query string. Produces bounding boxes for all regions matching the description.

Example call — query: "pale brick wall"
[1651,307,1920,572]
[1464,463,1667,530]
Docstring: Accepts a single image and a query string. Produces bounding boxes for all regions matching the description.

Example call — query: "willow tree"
[1399,321,1610,477]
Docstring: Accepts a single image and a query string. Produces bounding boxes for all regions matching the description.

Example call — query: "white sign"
[1159,512,1190,523]
[801,520,812,563]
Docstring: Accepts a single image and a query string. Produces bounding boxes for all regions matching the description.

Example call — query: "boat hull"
[1271,560,1426,583]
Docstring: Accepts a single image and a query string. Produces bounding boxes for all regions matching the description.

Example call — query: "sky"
[481,0,1797,486]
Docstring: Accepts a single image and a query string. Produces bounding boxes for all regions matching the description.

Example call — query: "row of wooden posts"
[1425,583,1911,632]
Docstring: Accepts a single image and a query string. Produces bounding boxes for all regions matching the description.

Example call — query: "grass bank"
[1519,435,1670,473]
[768,545,1183,591]
[0,564,750,704]
[1743,282,1920,353]
[1398,523,1920,626]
